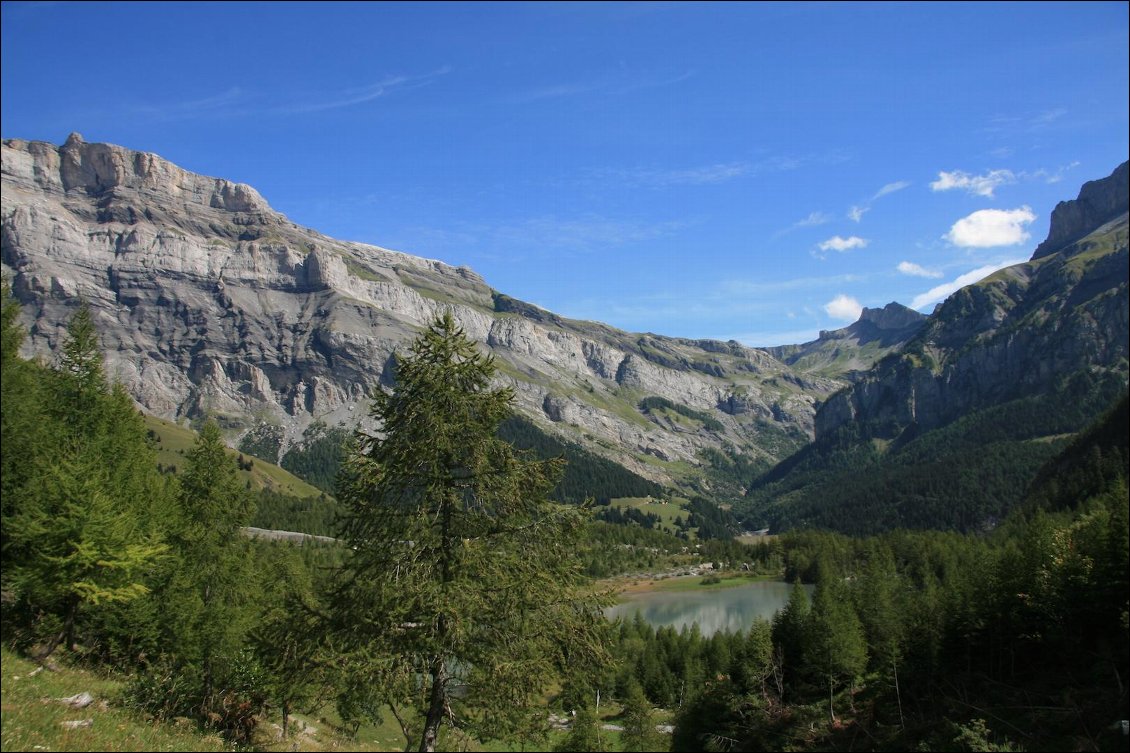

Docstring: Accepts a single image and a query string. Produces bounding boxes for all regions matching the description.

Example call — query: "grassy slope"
[143,414,323,499]
[0,647,226,752]
[607,495,697,536]
[0,647,647,752]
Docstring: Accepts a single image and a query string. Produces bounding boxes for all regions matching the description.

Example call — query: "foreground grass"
[0,647,227,752]
[1,646,642,752]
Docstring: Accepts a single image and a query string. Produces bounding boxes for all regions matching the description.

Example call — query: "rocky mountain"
[766,302,927,380]
[816,161,1128,442]
[1,134,843,492]
[746,161,1129,533]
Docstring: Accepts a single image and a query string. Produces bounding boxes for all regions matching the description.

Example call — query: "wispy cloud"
[797,211,834,227]
[1030,107,1068,127]
[945,206,1036,248]
[279,68,451,114]
[1023,161,1081,185]
[897,261,943,279]
[824,294,863,321]
[588,162,750,188]
[130,87,246,121]
[846,179,910,223]
[911,260,1026,310]
[125,68,449,122]
[512,69,694,103]
[874,180,911,199]
[774,209,833,238]
[930,169,1016,198]
[985,108,1071,134]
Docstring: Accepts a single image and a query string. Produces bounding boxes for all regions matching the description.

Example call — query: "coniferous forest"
[2,290,1127,752]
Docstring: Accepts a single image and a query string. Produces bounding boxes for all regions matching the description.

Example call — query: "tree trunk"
[282,699,290,739]
[420,657,447,752]
[828,675,836,725]
[202,582,213,706]
[63,593,79,652]
[893,655,904,729]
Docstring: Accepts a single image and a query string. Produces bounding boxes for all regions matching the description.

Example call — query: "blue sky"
[3,2,1127,346]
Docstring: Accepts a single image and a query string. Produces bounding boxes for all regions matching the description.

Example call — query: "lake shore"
[602,570,782,599]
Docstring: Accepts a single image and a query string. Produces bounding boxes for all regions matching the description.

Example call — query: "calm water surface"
[606,580,805,636]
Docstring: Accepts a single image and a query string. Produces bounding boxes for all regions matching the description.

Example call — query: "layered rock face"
[1,134,843,484]
[815,161,1130,441]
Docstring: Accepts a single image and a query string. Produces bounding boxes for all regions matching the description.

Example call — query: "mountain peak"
[858,302,926,331]
[3,135,272,216]
[1032,160,1129,260]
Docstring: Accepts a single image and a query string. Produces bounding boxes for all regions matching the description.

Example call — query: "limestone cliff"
[1,134,839,488]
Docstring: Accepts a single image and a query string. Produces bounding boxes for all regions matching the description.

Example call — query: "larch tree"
[164,419,256,706]
[3,302,168,659]
[329,312,610,752]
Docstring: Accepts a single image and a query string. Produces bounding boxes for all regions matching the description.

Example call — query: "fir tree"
[807,568,868,723]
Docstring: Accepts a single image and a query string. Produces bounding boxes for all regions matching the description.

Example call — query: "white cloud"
[824,294,863,321]
[848,205,868,223]
[817,235,868,252]
[897,261,943,278]
[945,206,1036,248]
[874,180,911,199]
[910,260,1026,309]
[930,169,1016,198]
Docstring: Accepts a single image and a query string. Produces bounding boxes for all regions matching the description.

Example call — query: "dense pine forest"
[2,290,1127,751]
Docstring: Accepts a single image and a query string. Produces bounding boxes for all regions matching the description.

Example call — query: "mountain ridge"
[1,134,850,493]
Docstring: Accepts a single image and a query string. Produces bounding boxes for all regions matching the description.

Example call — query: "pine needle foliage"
[329,312,611,752]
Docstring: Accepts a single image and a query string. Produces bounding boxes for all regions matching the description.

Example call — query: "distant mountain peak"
[857,302,927,331]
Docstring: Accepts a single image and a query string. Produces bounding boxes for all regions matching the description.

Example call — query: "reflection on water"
[606,580,805,637]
